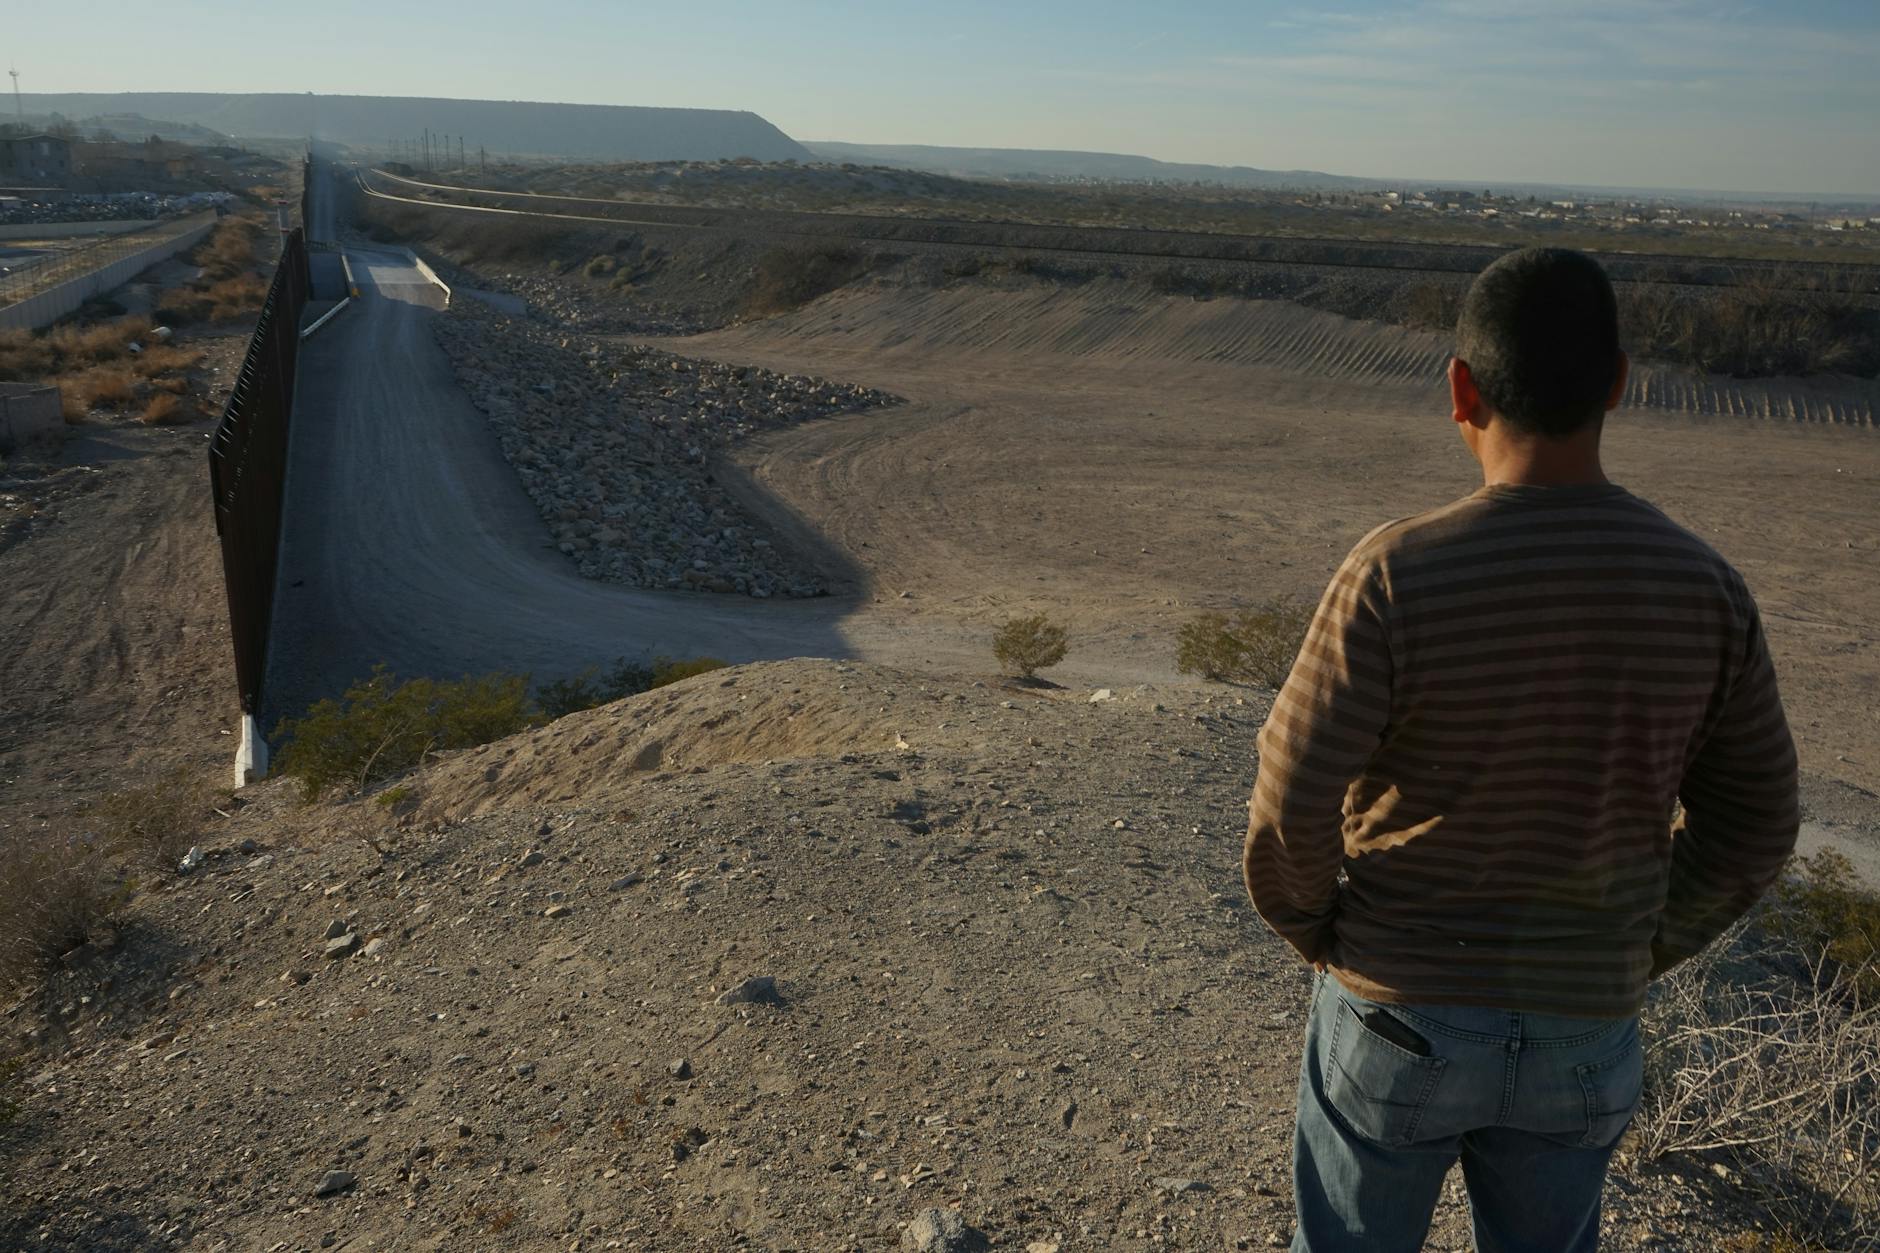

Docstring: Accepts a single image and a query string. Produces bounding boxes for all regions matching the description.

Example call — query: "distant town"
[0,120,284,224]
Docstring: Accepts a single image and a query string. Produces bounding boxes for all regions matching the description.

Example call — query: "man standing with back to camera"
[1244,247,1799,1251]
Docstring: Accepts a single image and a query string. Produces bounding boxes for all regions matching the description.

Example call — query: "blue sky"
[10,0,1879,194]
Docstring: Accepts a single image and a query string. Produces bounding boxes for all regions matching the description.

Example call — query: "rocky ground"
[488,273,714,338]
[0,662,1810,1251]
[431,298,898,598]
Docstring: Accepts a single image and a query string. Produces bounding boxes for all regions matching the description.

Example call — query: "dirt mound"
[413,661,986,819]
[2,659,1802,1250]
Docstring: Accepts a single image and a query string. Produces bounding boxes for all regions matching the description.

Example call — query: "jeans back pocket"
[1324,994,1449,1147]
[1574,1022,1644,1148]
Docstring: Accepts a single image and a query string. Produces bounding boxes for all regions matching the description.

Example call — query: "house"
[0,134,73,183]
[72,137,197,187]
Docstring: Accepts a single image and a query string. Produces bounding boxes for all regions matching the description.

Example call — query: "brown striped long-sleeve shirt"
[1244,482,1799,1018]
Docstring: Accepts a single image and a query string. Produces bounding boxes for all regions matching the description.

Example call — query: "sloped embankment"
[712,280,1878,425]
[1,661,1765,1250]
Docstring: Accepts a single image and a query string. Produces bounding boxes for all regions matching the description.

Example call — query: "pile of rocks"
[433,298,898,597]
[488,272,707,335]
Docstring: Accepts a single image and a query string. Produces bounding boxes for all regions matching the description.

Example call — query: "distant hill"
[16,93,811,162]
[804,141,1386,191]
[11,111,235,146]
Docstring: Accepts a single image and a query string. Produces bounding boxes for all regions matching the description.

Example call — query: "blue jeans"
[1292,973,1642,1252]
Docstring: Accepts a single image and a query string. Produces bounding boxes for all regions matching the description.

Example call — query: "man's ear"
[1605,351,1630,412]
[1450,358,1487,428]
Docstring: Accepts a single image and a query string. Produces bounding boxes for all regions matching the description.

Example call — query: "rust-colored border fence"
[208,228,310,727]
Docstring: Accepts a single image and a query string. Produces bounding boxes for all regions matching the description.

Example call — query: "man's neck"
[1477,426,1608,488]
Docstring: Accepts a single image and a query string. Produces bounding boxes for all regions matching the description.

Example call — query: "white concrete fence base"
[235,714,268,788]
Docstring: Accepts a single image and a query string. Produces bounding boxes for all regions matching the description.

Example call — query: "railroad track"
[360,167,1880,297]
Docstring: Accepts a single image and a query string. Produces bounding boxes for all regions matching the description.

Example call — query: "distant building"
[72,137,197,187]
[0,134,73,183]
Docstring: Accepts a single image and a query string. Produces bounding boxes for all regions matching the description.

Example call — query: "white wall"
[0,220,147,242]
[0,220,215,332]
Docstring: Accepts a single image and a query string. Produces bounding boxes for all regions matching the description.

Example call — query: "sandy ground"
[0,418,237,837]
[671,283,1880,839]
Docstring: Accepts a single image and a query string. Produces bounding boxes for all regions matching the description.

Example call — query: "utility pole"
[458,136,464,170]
[479,145,486,173]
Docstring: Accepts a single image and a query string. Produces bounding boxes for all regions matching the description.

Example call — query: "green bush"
[1769,848,1880,999]
[535,656,727,721]
[536,659,658,719]
[650,656,729,689]
[582,254,617,278]
[741,246,869,317]
[993,614,1069,680]
[1175,599,1313,688]
[274,667,541,801]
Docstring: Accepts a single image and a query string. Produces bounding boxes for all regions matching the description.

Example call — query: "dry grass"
[151,218,270,327]
[139,392,195,425]
[193,218,261,282]
[87,769,217,868]
[1,316,156,385]
[60,366,139,421]
[129,344,203,379]
[1636,916,1880,1247]
[206,273,268,321]
[0,830,126,995]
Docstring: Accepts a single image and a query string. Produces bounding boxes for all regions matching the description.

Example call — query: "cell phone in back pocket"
[1361,1008,1433,1056]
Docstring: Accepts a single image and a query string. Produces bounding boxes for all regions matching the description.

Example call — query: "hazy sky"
[10,0,1879,194]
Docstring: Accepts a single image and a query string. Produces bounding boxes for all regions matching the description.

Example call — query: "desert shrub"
[650,656,729,689]
[583,254,618,278]
[1636,912,1880,1247]
[153,287,214,325]
[536,659,657,720]
[194,218,260,281]
[139,392,196,425]
[60,366,139,421]
[128,344,202,379]
[87,768,216,867]
[206,274,269,322]
[1175,599,1312,687]
[1402,279,1463,331]
[47,317,152,366]
[993,614,1069,680]
[0,830,125,994]
[274,667,541,801]
[0,329,57,382]
[2,317,160,384]
[1617,274,1879,379]
[741,246,869,318]
[1767,849,1880,1000]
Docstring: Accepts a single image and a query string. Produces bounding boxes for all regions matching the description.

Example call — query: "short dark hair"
[1454,247,1622,438]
